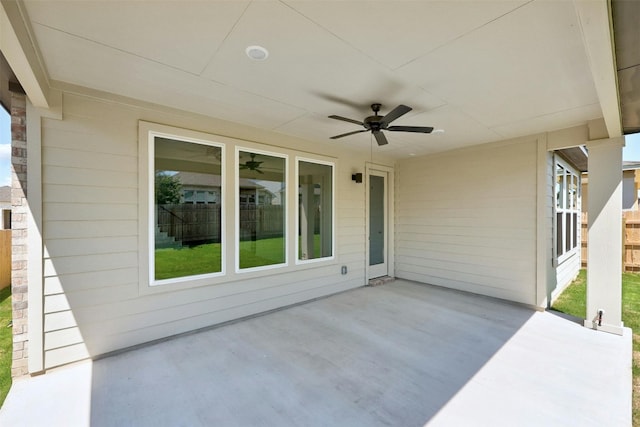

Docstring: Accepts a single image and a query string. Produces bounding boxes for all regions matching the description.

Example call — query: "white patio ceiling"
[20,0,610,158]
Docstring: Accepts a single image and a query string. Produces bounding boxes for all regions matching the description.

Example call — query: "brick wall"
[10,91,28,377]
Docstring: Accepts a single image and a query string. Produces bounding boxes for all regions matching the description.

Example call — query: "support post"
[585,137,624,335]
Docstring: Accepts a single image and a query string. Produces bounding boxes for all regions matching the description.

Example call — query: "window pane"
[572,174,579,210]
[556,212,564,257]
[556,165,565,209]
[565,212,572,253]
[238,151,286,269]
[298,161,333,260]
[154,137,222,281]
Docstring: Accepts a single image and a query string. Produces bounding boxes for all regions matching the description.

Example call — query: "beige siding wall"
[395,138,538,305]
[41,92,373,368]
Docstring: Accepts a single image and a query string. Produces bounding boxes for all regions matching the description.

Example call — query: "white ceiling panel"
[398,1,599,129]
[285,0,528,70]
[24,0,249,75]
[32,23,305,130]
[201,1,445,117]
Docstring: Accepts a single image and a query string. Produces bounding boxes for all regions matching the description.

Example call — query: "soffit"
[612,0,640,135]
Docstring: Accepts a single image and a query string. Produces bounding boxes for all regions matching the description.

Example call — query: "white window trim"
[235,147,289,274]
[138,121,339,295]
[554,155,581,266]
[147,130,226,287]
[295,156,336,265]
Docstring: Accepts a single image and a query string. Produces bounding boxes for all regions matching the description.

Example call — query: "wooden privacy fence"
[582,211,640,272]
[623,211,640,272]
[157,204,222,245]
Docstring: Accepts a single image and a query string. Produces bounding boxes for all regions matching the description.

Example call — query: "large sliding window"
[555,158,580,262]
[153,136,223,283]
[297,159,334,262]
[237,149,287,271]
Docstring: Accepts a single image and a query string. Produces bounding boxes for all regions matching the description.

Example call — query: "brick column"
[10,91,28,377]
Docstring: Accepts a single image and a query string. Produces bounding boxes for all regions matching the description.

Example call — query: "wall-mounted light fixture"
[352,173,363,183]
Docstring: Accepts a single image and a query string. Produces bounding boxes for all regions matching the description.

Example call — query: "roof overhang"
[612,0,640,135]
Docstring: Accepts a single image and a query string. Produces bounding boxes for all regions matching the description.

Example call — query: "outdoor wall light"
[352,173,363,183]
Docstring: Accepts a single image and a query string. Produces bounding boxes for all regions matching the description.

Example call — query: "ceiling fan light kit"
[329,103,434,145]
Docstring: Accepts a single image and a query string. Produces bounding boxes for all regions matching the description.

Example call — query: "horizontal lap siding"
[553,253,580,302]
[42,98,139,367]
[395,140,537,305]
[41,93,367,369]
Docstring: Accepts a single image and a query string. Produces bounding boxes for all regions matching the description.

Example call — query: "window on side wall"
[555,158,580,263]
[153,136,223,283]
[237,149,287,271]
[297,159,334,262]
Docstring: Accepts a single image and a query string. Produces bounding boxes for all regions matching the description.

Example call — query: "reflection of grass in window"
[155,244,222,280]
[155,237,286,279]
[239,237,285,268]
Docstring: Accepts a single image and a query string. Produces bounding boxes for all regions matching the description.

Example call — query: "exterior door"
[368,169,388,279]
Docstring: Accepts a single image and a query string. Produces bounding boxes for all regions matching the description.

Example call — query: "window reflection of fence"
[157,204,285,245]
[581,211,640,272]
[157,204,221,245]
[239,205,284,241]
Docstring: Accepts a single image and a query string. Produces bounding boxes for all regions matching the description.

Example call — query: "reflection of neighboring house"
[174,172,221,205]
[174,172,276,206]
[582,161,640,212]
[240,181,276,206]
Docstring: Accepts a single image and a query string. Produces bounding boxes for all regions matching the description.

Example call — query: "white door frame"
[366,163,394,280]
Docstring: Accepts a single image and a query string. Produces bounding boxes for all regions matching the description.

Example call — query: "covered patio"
[0,280,631,426]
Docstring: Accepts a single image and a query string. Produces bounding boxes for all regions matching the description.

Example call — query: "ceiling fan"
[240,153,264,174]
[328,103,433,146]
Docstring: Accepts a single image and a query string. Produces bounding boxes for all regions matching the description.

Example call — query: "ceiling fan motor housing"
[364,116,382,131]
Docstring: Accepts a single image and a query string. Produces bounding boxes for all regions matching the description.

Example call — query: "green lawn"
[0,286,11,407]
[552,270,640,425]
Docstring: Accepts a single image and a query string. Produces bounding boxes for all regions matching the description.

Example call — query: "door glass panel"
[369,175,385,266]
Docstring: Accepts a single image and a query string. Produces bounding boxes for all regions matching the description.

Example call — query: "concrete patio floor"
[0,280,632,426]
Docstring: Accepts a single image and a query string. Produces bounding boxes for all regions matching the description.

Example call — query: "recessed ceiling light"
[246,45,269,61]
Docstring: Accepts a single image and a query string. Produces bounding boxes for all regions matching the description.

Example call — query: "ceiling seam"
[31,21,203,78]
[278,0,396,73]
[198,1,252,77]
[394,0,536,71]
